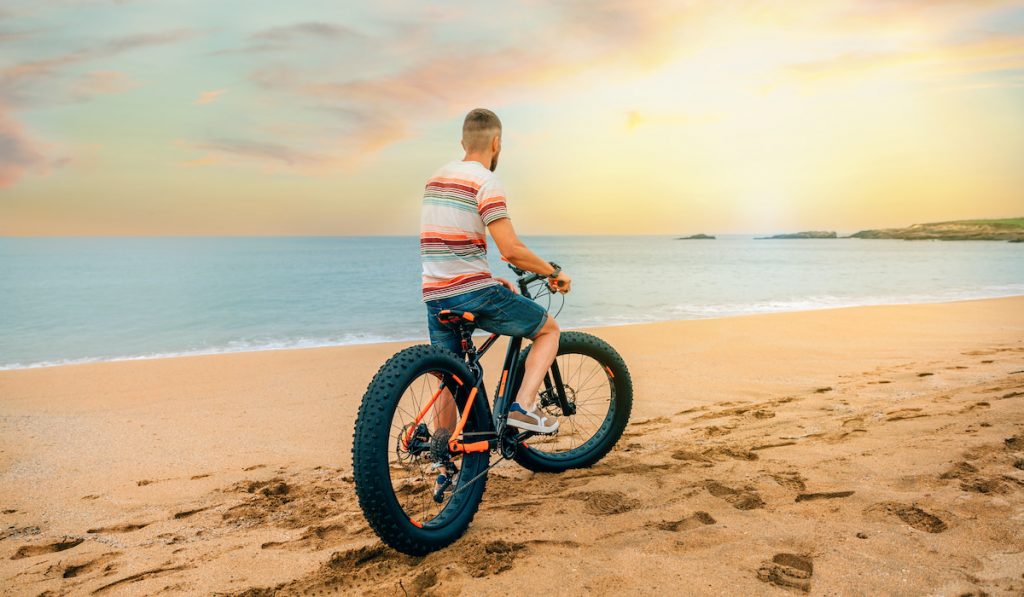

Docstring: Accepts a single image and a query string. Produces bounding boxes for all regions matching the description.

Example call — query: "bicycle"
[351,262,633,555]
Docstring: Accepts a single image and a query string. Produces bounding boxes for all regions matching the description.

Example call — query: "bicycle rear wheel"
[352,345,491,555]
[512,331,632,472]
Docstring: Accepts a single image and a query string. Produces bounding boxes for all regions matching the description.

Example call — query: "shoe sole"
[507,420,560,434]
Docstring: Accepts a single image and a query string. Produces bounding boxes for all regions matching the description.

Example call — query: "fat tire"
[352,344,490,555]
[512,331,632,473]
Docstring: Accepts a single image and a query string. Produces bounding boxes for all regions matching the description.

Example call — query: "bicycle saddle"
[436,309,476,328]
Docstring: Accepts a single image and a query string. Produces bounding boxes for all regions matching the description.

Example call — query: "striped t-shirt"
[421,160,509,301]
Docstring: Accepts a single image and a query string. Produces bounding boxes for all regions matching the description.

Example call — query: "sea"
[1,236,1022,370]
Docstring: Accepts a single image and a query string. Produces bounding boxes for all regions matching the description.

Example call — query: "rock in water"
[756,231,837,239]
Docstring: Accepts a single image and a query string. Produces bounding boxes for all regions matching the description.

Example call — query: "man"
[421,108,571,434]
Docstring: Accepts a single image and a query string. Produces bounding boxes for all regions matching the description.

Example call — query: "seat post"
[459,325,476,358]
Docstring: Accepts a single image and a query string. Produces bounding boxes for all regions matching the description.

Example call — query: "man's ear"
[461,139,466,151]
[492,135,500,153]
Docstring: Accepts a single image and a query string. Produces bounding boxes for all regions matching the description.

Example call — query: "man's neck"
[462,153,492,170]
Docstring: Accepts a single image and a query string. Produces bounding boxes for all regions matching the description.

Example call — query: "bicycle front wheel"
[352,345,491,555]
[511,331,633,472]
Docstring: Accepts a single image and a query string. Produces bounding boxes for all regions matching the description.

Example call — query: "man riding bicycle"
[421,108,572,434]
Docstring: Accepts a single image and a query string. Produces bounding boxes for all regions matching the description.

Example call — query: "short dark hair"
[462,108,501,151]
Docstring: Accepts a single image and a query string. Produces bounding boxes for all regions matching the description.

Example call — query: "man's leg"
[513,315,560,409]
[433,386,458,432]
[426,307,464,433]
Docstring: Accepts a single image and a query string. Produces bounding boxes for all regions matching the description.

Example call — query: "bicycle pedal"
[433,473,455,503]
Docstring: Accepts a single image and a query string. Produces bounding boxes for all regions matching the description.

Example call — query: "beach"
[1,296,1023,595]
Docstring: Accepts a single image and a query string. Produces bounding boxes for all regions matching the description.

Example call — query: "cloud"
[0,28,197,186]
[787,34,1024,85]
[195,138,328,167]
[72,70,140,100]
[182,154,220,167]
[253,21,362,42]
[225,0,709,170]
[0,108,51,188]
[1,28,197,106]
[211,21,362,56]
[195,89,226,105]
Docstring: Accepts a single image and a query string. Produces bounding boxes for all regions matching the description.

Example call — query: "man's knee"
[538,315,559,337]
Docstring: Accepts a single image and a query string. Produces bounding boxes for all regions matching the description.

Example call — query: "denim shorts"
[426,284,548,356]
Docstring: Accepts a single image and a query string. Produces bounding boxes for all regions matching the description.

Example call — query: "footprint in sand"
[958,478,1008,494]
[90,564,190,594]
[795,491,854,503]
[59,551,121,579]
[865,502,947,533]
[705,481,765,510]
[769,471,807,492]
[1,526,40,541]
[757,553,813,593]
[632,416,670,427]
[173,506,211,520]
[463,540,527,577]
[653,511,716,532]
[11,537,85,560]
[937,452,1010,494]
[570,490,639,515]
[672,446,758,464]
[917,372,934,377]
[704,425,734,437]
[886,408,928,422]
[671,450,714,466]
[86,522,149,534]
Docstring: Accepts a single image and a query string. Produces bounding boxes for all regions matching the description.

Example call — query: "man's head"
[461,108,502,171]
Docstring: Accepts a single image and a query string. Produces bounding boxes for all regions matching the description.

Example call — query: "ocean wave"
[0,333,427,371]
[564,286,1024,329]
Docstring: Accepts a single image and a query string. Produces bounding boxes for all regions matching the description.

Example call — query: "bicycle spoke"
[525,350,616,457]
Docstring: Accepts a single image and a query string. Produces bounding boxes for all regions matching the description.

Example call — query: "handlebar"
[504,259,560,294]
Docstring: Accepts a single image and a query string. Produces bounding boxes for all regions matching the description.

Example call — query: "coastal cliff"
[851,218,1024,241]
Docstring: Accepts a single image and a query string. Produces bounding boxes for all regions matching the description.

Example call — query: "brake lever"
[501,256,527,277]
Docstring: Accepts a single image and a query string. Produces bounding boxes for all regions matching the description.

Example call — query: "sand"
[1,296,1023,595]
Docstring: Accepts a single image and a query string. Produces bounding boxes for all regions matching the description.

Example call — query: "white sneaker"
[508,403,560,434]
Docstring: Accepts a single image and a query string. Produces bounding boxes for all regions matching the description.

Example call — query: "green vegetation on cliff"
[851,218,1024,241]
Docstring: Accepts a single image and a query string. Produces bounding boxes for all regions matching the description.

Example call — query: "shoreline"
[3,293,1023,372]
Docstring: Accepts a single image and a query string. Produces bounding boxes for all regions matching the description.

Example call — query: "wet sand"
[1,296,1023,595]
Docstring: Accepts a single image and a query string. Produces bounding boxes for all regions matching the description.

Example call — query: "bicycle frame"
[407,278,571,456]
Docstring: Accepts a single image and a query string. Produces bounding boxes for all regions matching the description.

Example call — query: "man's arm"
[488,218,572,292]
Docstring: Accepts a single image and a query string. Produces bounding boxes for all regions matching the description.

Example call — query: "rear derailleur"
[428,429,458,503]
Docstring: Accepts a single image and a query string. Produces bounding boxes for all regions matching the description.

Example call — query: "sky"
[1,0,1023,236]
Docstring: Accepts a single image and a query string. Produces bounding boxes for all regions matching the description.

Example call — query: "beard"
[489,150,500,172]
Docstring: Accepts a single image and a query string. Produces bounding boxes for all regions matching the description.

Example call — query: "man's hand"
[495,277,517,293]
[548,271,572,294]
